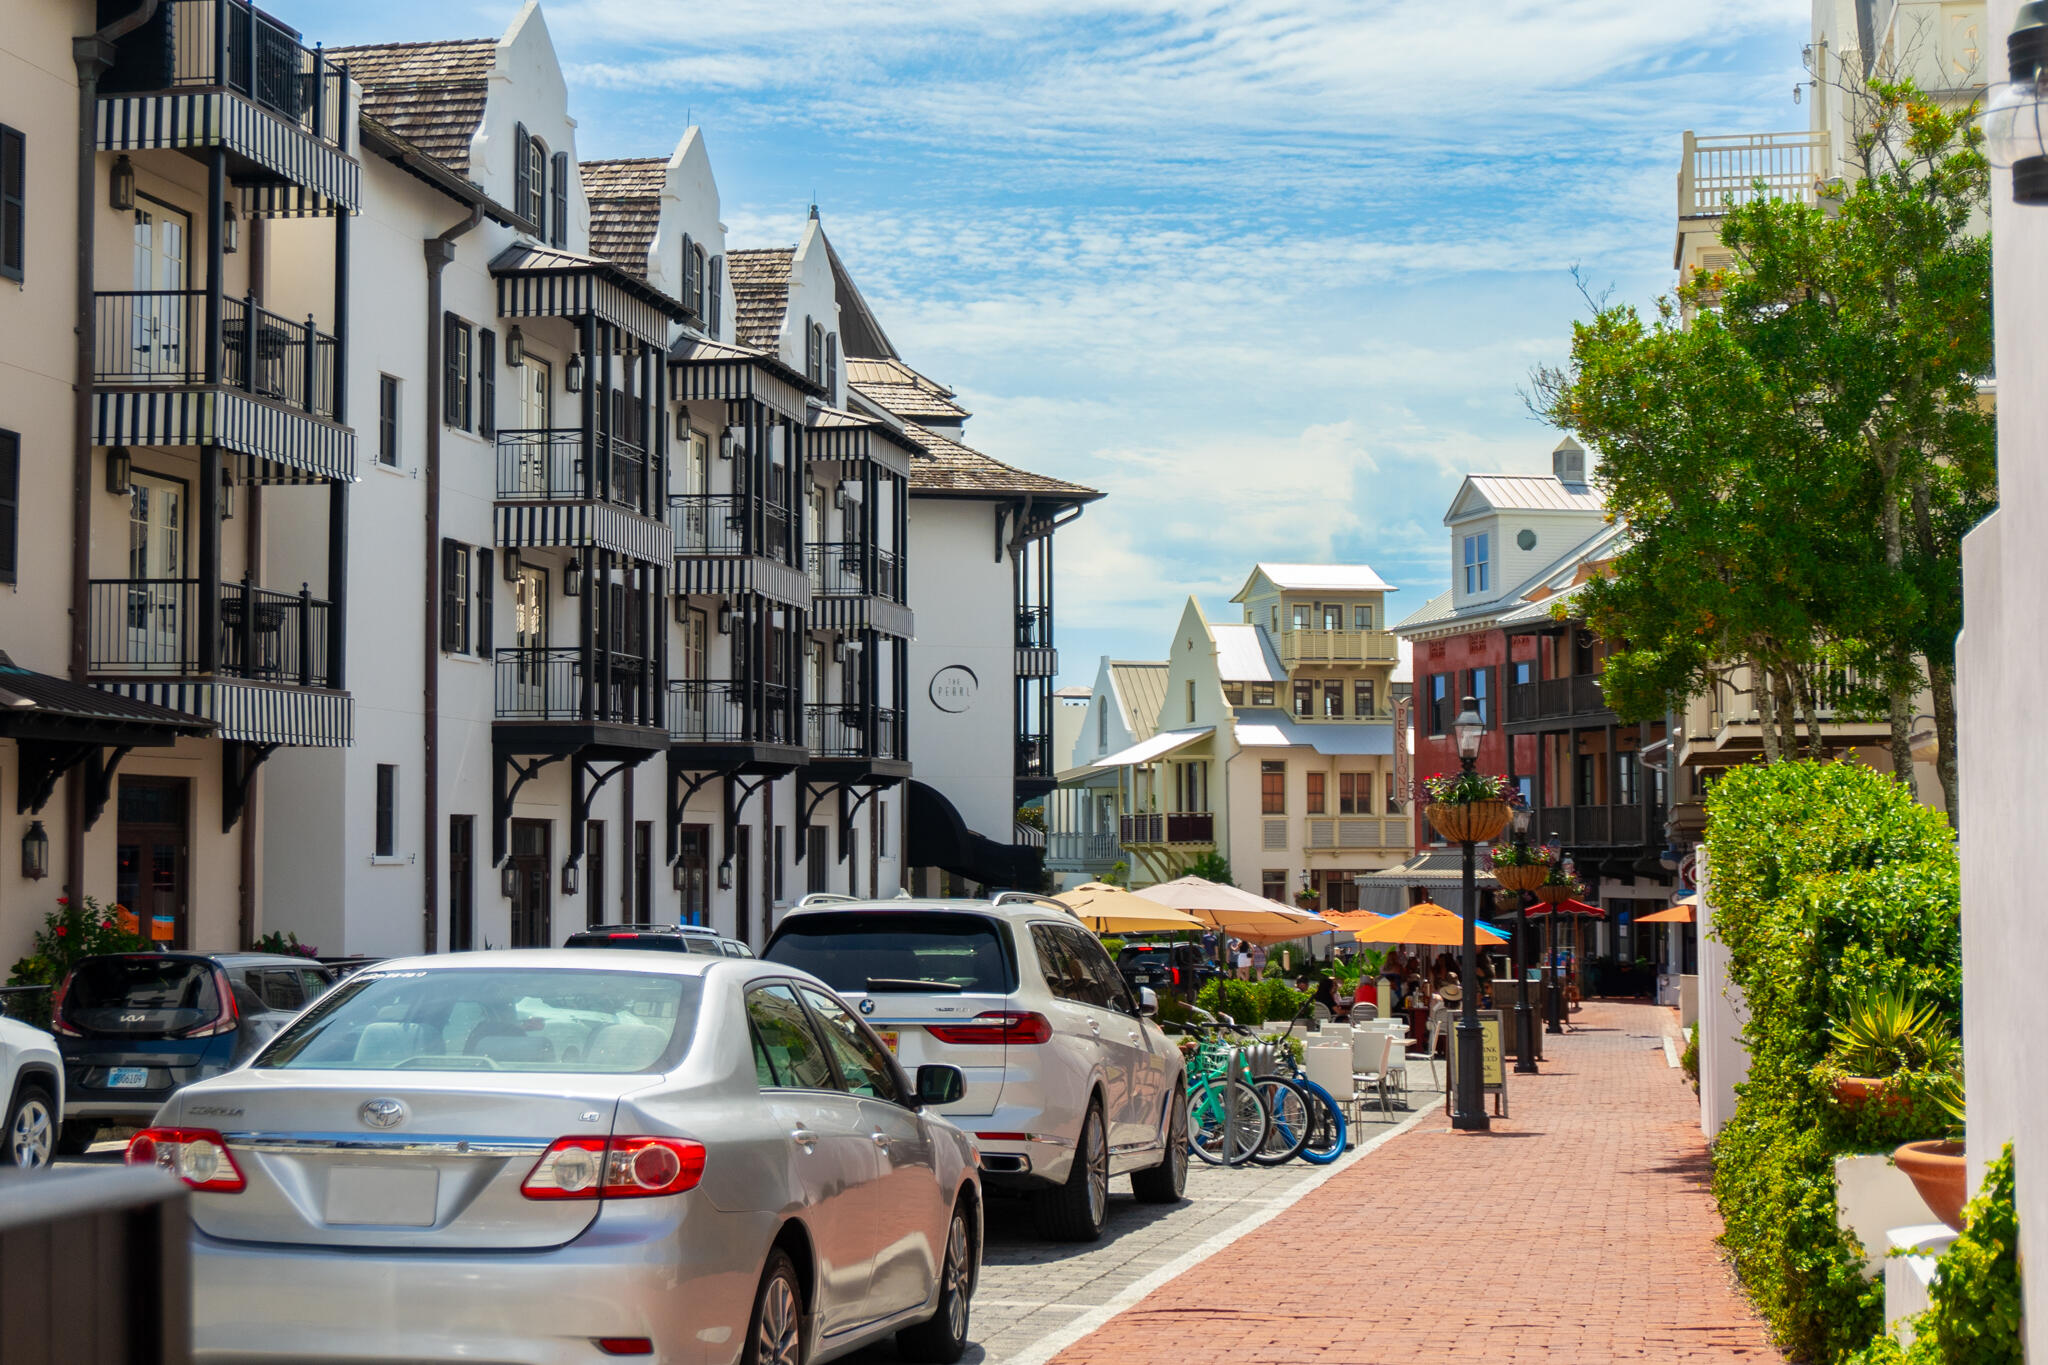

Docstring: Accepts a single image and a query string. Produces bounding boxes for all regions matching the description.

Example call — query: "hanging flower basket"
[1490,863,1549,894]
[1532,882,1579,905]
[1425,801,1511,844]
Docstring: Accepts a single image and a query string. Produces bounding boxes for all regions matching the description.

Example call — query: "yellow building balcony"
[1279,628,1397,667]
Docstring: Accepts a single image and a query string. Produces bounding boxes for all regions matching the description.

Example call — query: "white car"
[764,894,1189,1241]
[1,1011,63,1169]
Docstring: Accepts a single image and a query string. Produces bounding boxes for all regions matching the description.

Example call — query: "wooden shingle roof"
[847,358,970,423]
[728,248,793,351]
[582,158,667,278]
[328,38,496,176]
[902,422,1101,503]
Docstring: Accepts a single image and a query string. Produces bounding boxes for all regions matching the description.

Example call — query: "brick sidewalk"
[1048,1001,1782,1364]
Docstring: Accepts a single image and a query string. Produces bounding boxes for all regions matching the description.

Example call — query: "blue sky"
[276,0,1809,683]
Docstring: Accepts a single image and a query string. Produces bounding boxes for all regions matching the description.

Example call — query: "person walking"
[1234,940,1252,980]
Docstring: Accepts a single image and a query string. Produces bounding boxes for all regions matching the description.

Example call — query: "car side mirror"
[915,1064,964,1107]
[1139,987,1159,1017]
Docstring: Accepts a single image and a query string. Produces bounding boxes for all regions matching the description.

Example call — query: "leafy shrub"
[1195,977,1263,1024]
[1705,759,1961,1363]
[1829,986,1955,1078]
[1258,976,1309,1022]
[6,896,148,1031]
[1681,1027,1700,1092]
[253,930,321,959]
[1098,937,1125,959]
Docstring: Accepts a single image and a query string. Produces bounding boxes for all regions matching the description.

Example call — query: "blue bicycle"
[1214,1016,1348,1165]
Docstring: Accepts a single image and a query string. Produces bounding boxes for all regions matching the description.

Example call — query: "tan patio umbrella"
[1054,882,1206,935]
[1353,901,1507,948]
[1132,876,1331,943]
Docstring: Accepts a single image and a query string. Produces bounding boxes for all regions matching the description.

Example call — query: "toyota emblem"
[859,999,875,1015]
[359,1098,407,1129]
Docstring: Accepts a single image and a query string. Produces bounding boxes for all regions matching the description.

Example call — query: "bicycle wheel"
[1187,1075,1269,1166]
[1293,1078,1348,1165]
[1246,1075,1313,1166]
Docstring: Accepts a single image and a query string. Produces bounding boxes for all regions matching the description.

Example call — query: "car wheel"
[55,1119,100,1157]
[742,1249,806,1365]
[1033,1099,1108,1242]
[1130,1084,1188,1204]
[3,1082,56,1169]
[896,1200,974,1363]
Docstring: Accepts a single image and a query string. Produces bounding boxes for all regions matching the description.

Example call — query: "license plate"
[325,1166,439,1227]
[878,1030,899,1054]
[107,1067,150,1089]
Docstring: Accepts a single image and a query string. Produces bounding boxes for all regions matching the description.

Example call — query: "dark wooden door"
[510,818,551,947]
[115,777,189,949]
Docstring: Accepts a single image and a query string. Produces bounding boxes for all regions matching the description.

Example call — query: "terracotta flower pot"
[1894,1139,1968,1232]
[1830,1074,1908,1114]
[1491,864,1548,894]
[1425,800,1511,844]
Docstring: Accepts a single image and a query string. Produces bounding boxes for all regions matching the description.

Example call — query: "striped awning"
[95,388,355,483]
[674,556,812,610]
[670,339,814,422]
[806,409,915,478]
[1017,647,1059,678]
[93,680,352,747]
[495,501,672,565]
[811,595,915,639]
[492,243,681,348]
[98,91,360,215]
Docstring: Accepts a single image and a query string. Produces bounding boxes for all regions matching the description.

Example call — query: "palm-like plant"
[1829,986,1956,1078]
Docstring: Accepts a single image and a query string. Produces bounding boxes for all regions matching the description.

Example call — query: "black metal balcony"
[1506,674,1607,725]
[1118,812,1216,846]
[805,704,905,761]
[1016,733,1054,780]
[806,543,903,600]
[105,0,350,148]
[669,494,793,559]
[1016,605,1052,648]
[93,291,339,420]
[1529,801,1660,848]
[497,430,650,516]
[494,647,658,727]
[667,679,797,746]
[87,577,335,686]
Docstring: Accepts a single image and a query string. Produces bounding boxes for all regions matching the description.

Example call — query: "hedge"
[1704,760,1961,1364]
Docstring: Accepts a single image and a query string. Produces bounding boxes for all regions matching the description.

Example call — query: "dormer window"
[1463,532,1490,593]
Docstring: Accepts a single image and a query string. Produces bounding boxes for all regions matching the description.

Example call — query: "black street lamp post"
[1451,697,1489,1133]
[1544,835,1566,1035]
[1509,805,1539,1075]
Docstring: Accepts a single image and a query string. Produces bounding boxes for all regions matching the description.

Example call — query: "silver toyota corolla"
[130,949,982,1365]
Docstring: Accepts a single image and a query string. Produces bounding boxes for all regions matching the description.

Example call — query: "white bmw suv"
[764,894,1188,1240]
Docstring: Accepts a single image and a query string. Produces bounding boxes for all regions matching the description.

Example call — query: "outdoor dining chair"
[1352,1031,1400,1117]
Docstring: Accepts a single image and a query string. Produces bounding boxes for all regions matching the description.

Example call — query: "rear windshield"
[255,968,702,1074]
[64,957,219,1036]
[563,931,716,954]
[765,913,1017,995]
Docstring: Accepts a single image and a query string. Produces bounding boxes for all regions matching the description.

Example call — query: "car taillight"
[127,1127,246,1192]
[925,1011,1053,1045]
[49,972,80,1036]
[607,932,639,940]
[1170,968,1181,985]
[177,968,240,1039]
[521,1136,706,1200]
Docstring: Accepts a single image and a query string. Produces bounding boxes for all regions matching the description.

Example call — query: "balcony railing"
[93,291,338,419]
[109,0,350,147]
[805,704,905,761]
[667,679,796,746]
[1017,733,1054,780]
[1306,817,1398,850]
[1046,831,1122,870]
[497,430,650,515]
[1016,605,1052,649]
[87,577,334,686]
[1279,628,1398,667]
[1119,812,1214,846]
[1507,674,1607,723]
[1527,802,1657,849]
[1678,130,1827,219]
[806,543,903,600]
[494,647,658,726]
[668,494,793,560]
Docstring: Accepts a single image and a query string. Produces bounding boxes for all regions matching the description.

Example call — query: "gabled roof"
[1232,709,1394,756]
[1107,661,1168,742]
[728,248,793,350]
[328,38,497,175]
[822,230,898,361]
[1231,563,1394,600]
[582,157,667,279]
[1393,590,1457,633]
[902,422,1101,503]
[1211,623,1284,683]
[1447,473,1605,521]
[847,358,971,423]
[1394,520,1629,637]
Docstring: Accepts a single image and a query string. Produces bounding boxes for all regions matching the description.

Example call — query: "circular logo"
[859,998,876,1015]
[929,665,979,714]
[359,1098,407,1130]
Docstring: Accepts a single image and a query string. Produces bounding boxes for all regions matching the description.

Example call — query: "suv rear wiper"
[865,978,965,993]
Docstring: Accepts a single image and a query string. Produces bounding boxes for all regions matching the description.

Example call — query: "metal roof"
[1107,661,1168,741]
[1232,564,1394,599]
[1231,710,1394,756]
[1091,727,1213,769]
[1449,474,1606,519]
[1211,624,1284,683]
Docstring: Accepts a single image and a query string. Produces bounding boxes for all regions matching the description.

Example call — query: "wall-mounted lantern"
[501,861,519,898]
[222,201,241,255]
[505,326,526,368]
[110,155,136,212]
[1982,2,2048,203]
[22,821,49,881]
[565,351,585,393]
[563,558,584,597]
[106,446,131,496]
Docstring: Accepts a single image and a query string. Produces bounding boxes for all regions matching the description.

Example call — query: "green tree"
[1532,79,1992,820]
[1183,851,1234,885]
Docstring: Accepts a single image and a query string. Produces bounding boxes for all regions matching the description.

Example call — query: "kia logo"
[359,1098,407,1129]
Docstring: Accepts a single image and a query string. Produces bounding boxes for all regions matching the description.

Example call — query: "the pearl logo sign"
[929,665,979,713]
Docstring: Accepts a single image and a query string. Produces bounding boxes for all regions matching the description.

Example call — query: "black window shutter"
[442,313,462,430]
[513,122,531,227]
[681,233,695,315]
[476,548,494,656]
[0,429,17,583]
[440,539,464,653]
[825,332,838,395]
[478,328,496,439]
[0,126,23,281]
[804,316,817,381]
[550,151,568,248]
[707,256,722,335]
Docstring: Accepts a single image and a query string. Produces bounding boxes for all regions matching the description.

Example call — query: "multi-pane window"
[1339,772,1371,815]
[1576,752,1599,806]
[1186,678,1196,723]
[1290,603,1312,630]
[1354,679,1375,716]
[0,429,16,585]
[1097,707,1107,750]
[1261,761,1285,815]
[1321,604,1342,631]
[1,125,24,282]
[525,135,548,232]
[440,538,471,653]
[378,375,400,466]
[1618,752,1640,806]
[1354,604,1373,630]
[1305,771,1325,815]
[1463,532,1490,593]
[443,315,472,431]
[374,764,398,857]
[1463,666,1490,725]
[1512,659,1534,685]
[1251,683,1275,708]
[1428,673,1450,734]
[678,825,710,924]
[1323,682,1343,718]
[1292,681,1312,717]
[1261,870,1287,902]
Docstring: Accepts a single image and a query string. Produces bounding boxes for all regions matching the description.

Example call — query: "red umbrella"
[1523,897,1603,917]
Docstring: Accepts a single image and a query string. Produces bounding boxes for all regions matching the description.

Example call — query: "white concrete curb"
[1002,1102,1438,1365]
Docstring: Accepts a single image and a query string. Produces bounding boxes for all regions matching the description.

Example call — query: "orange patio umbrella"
[1349,901,1506,948]
[1635,903,1695,924]
[1319,908,1391,934]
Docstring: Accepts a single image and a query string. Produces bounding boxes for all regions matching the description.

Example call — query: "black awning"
[0,652,211,746]
[905,779,1044,892]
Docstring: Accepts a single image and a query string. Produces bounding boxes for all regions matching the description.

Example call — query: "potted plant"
[1894,1071,1968,1232]
[1421,771,1515,844]
[1294,886,1320,910]
[1487,841,1557,895]
[1825,985,1956,1110]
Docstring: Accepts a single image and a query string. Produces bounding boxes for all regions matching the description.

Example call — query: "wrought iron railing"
[1015,605,1052,648]
[667,679,796,746]
[1120,812,1214,845]
[668,494,794,559]
[1016,732,1054,779]
[93,291,339,419]
[496,429,651,514]
[110,0,351,147]
[87,577,334,685]
[805,704,905,760]
[1507,674,1607,723]
[494,647,657,725]
[805,543,903,600]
